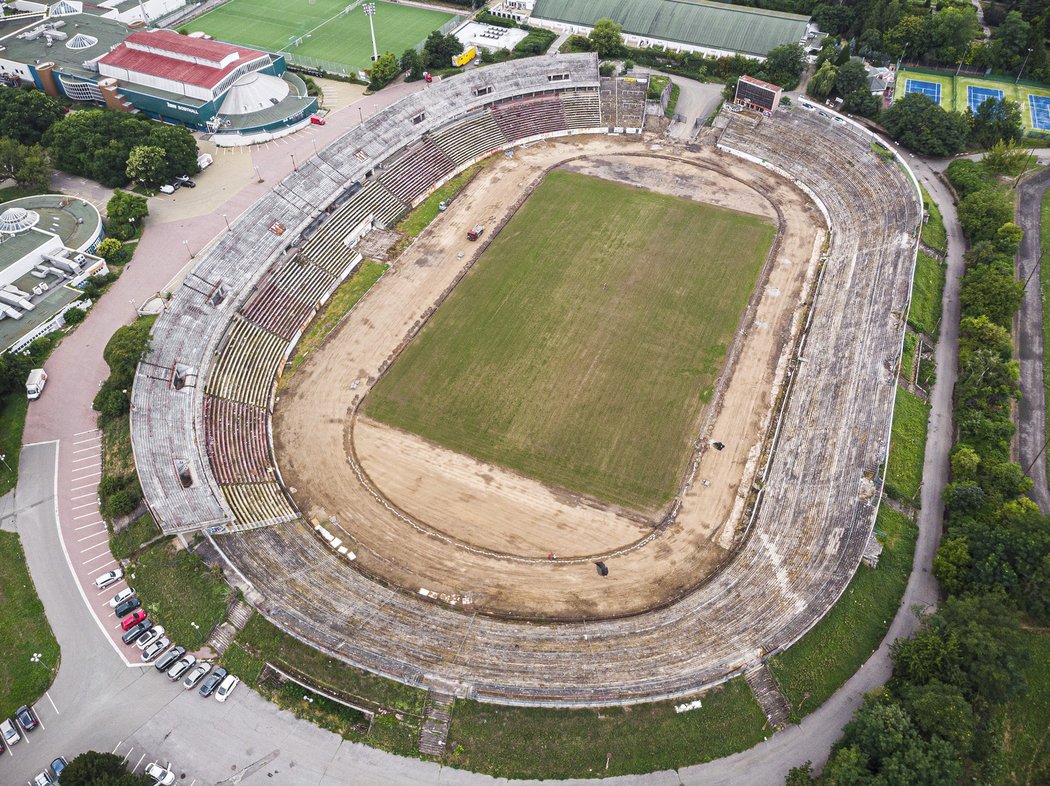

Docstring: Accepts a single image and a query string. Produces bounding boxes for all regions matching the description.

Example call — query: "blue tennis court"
[1029,94,1050,130]
[905,79,942,104]
[968,86,1004,113]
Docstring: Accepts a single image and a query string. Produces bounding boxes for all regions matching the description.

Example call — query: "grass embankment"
[281,261,387,383]
[900,331,916,383]
[0,395,27,496]
[884,387,930,502]
[222,613,424,755]
[130,540,231,650]
[0,531,60,719]
[666,82,681,118]
[919,183,947,255]
[367,171,775,511]
[1001,631,1050,784]
[769,506,917,720]
[109,512,159,560]
[908,251,946,338]
[446,678,768,779]
[396,159,490,238]
[1040,188,1050,453]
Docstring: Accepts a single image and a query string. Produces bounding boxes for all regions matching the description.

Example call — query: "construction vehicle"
[467,225,484,241]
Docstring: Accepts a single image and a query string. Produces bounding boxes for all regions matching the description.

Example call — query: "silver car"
[167,653,196,681]
[182,662,211,689]
[142,637,170,662]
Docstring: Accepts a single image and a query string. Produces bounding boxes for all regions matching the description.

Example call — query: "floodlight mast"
[363,3,378,62]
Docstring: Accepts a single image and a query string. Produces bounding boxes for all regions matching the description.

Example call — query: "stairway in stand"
[418,690,455,757]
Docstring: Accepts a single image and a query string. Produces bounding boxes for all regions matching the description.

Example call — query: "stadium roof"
[531,0,811,58]
[100,30,268,89]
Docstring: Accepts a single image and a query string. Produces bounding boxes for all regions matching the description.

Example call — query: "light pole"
[182,239,192,260]
[290,152,297,171]
[1017,48,1033,84]
[0,453,11,474]
[363,3,378,62]
[31,652,50,670]
[129,298,137,316]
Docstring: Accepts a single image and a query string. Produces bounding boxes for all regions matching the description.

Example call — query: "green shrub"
[62,307,86,325]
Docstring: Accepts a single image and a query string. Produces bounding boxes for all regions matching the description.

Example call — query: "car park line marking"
[74,510,102,519]
[75,521,105,532]
[73,428,99,436]
[133,753,146,772]
[83,552,117,566]
[78,530,109,543]
[72,500,99,510]
[72,453,100,463]
[71,437,101,446]
[72,445,100,454]
[35,713,45,732]
[71,469,101,479]
[80,540,111,554]
[71,488,97,496]
[111,741,123,755]
[46,693,58,715]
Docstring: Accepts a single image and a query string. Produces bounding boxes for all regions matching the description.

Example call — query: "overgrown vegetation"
[446,678,768,779]
[0,333,57,495]
[885,387,929,503]
[907,252,945,338]
[222,613,424,755]
[1040,186,1050,453]
[282,261,387,382]
[130,539,231,650]
[1000,631,1050,783]
[0,531,60,720]
[769,507,917,720]
[109,513,160,561]
[919,184,947,255]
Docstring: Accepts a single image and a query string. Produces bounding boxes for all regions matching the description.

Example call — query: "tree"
[368,51,401,90]
[881,93,969,156]
[884,15,927,59]
[957,188,1014,243]
[106,190,149,240]
[990,11,1030,69]
[842,89,881,118]
[763,43,806,89]
[400,47,425,81]
[808,60,838,99]
[61,751,152,786]
[983,140,1028,175]
[785,761,815,784]
[147,124,199,180]
[422,31,464,69]
[43,109,155,187]
[125,145,168,187]
[945,159,986,199]
[588,18,625,58]
[0,138,51,190]
[950,444,981,481]
[0,88,64,145]
[994,222,1024,255]
[834,59,868,97]
[924,7,981,65]
[959,262,1024,326]
[969,98,1024,148]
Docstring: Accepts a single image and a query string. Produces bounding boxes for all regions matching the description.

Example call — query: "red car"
[121,610,147,631]
[309,115,325,126]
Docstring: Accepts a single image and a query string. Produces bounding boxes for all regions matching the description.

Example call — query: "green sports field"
[365,171,776,511]
[188,0,456,75]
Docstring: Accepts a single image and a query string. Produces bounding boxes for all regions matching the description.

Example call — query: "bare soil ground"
[272,136,823,619]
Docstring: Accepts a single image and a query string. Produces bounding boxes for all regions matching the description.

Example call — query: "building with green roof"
[495,0,816,59]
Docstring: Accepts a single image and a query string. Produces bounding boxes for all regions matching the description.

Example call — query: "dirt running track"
[273,136,824,619]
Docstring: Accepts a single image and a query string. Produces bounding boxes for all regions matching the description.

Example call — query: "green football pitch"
[366,171,776,512]
[188,0,457,75]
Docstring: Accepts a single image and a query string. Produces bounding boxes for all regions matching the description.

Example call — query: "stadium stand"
[301,182,404,273]
[239,258,340,340]
[203,396,272,486]
[132,51,921,704]
[430,111,510,165]
[379,140,457,204]
[599,76,648,129]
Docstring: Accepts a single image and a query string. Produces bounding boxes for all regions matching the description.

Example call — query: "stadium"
[129,51,921,725]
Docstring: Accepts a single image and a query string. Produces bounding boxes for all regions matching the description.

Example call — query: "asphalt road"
[8,114,958,783]
[1015,165,1050,513]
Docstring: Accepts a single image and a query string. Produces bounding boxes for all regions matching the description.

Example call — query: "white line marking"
[72,454,100,464]
[75,521,105,531]
[78,530,109,543]
[72,501,99,510]
[46,692,59,715]
[80,540,110,554]
[72,446,100,455]
[74,511,101,520]
[71,470,101,479]
[73,428,99,436]
[72,437,101,446]
[71,492,97,500]
[133,753,146,772]
[84,552,117,566]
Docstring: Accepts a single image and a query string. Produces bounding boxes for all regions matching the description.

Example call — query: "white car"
[214,674,239,703]
[137,626,165,650]
[33,772,54,786]
[0,717,20,745]
[158,184,175,195]
[94,569,124,589]
[144,761,176,786]
[108,587,135,607]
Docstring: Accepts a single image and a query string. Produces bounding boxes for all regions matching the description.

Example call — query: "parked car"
[122,619,153,645]
[51,757,68,779]
[175,175,195,187]
[167,653,196,681]
[158,184,175,195]
[182,662,211,689]
[33,771,54,786]
[142,637,170,662]
[198,667,227,698]
[137,625,165,650]
[120,609,147,631]
[114,597,141,617]
[0,717,20,745]
[94,569,124,589]
[215,674,240,703]
[155,645,185,672]
[309,114,326,125]
[15,704,39,731]
[108,587,135,607]
[144,761,176,786]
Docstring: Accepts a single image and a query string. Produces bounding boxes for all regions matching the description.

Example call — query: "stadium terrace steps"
[744,664,791,730]
[559,88,603,128]
[492,95,569,141]
[203,396,271,485]
[430,111,509,165]
[239,258,338,340]
[222,482,297,528]
[302,182,405,272]
[206,316,287,409]
[380,140,457,203]
[418,691,454,756]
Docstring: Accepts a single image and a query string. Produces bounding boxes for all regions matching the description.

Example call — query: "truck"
[467,225,484,241]
[26,368,47,400]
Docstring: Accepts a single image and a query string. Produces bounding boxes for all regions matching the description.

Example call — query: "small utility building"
[734,74,782,112]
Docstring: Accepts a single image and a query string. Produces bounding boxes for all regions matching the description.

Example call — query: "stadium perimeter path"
[12,124,957,782]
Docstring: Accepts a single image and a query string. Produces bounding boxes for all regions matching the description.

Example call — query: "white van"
[26,368,47,400]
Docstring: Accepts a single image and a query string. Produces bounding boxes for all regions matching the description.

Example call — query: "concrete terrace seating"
[239,258,338,340]
[132,54,603,535]
[205,316,287,409]
[379,140,456,204]
[492,95,569,141]
[203,396,271,485]
[222,482,297,529]
[301,182,405,273]
[599,77,647,129]
[430,111,509,165]
[208,110,921,704]
[559,88,602,129]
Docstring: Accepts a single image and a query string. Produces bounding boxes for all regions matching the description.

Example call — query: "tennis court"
[905,79,942,104]
[189,0,456,74]
[967,85,1004,114]
[1029,95,1050,131]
